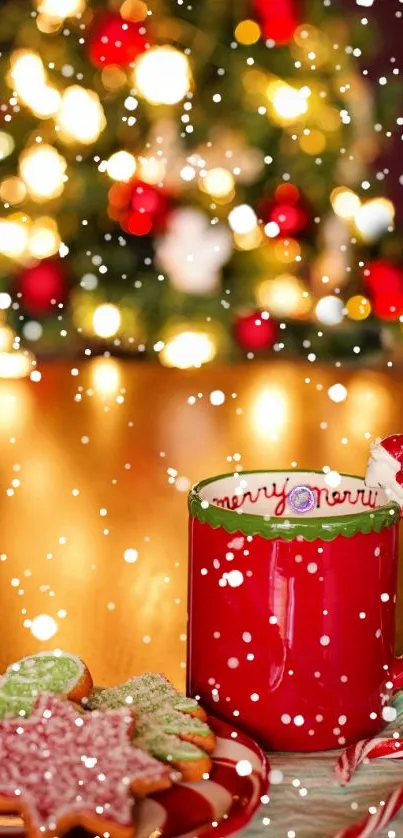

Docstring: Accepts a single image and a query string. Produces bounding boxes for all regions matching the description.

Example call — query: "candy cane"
[335,738,403,785]
[332,781,403,838]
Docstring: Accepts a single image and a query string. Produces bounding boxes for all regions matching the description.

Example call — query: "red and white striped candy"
[333,781,403,838]
[335,737,403,785]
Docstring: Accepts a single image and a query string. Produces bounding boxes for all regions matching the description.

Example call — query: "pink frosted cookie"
[0,693,172,838]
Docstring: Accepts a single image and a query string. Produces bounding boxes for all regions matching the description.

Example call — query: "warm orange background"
[0,359,402,688]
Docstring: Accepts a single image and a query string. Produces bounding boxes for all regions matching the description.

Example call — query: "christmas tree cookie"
[88,673,216,781]
[0,693,171,838]
[0,651,93,718]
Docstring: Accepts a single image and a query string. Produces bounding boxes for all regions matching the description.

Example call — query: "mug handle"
[391,657,403,690]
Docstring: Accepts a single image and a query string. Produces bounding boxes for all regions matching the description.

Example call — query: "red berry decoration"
[234,311,279,352]
[253,0,297,44]
[87,12,148,68]
[17,260,67,315]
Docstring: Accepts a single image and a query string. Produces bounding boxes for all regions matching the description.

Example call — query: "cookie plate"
[0,715,269,838]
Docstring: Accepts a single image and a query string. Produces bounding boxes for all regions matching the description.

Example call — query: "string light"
[57,86,106,144]
[19,145,66,201]
[106,151,137,182]
[92,303,121,338]
[159,331,216,369]
[133,47,191,105]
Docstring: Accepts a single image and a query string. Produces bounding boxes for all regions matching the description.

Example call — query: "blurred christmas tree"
[0,0,401,371]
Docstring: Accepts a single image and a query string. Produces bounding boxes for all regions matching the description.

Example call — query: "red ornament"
[364,260,403,295]
[234,310,278,351]
[108,180,172,237]
[17,260,67,315]
[258,184,308,237]
[372,292,403,321]
[253,0,297,44]
[87,13,148,68]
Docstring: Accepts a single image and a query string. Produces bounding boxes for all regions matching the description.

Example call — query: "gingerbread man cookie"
[88,673,216,781]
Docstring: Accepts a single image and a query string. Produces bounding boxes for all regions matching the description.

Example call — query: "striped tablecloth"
[244,693,403,838]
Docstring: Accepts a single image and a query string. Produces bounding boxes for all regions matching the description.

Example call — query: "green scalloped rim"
[188,470,401,542]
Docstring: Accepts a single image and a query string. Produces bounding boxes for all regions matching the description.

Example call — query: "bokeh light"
[93,304,121,338]
[159,331,216,369]
[133,47,191,105]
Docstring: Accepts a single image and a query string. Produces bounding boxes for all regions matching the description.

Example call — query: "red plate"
[0,715,269,838]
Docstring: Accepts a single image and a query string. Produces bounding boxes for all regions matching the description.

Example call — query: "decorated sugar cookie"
[0,693,171,838]
[88,673,215,782]
[0,651,93,718]
[365,434,403,511]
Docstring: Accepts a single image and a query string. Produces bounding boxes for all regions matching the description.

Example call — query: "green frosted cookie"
[87,673,216,779]
[0,651,92,719]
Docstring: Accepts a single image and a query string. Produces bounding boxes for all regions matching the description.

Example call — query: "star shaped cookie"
[0,693,172,838]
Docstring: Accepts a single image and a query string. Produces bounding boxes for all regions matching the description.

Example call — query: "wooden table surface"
[0,358,402,689]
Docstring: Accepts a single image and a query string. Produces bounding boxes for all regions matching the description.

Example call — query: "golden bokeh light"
[346,295,371,321]
[0,177,27,205]
[133,47,191,105]
[120,0,148,21]
[0,132,15,161]
[28,217,60,259]
[234,19,261,45]
[234,227,263,250]
[268,81,309,122]
[159,331,216,369]
[257,275,311,317]
[0,351,35,380]
[35,0,85,17]
[0,216,29,258]
[93,303,121,339]
[57,86,106,144]
[19,144,66,201]
[9,51,61,119]
[137,156,166,185]
[331,187,361,220]
[101,66,127,91]
[200,168,235,198]
[274,238,301,263]
[106,151,137,182]
[299,129,326,155]
[91,357,121,397]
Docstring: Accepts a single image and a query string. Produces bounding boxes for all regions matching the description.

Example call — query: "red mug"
[187,470,403,751]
